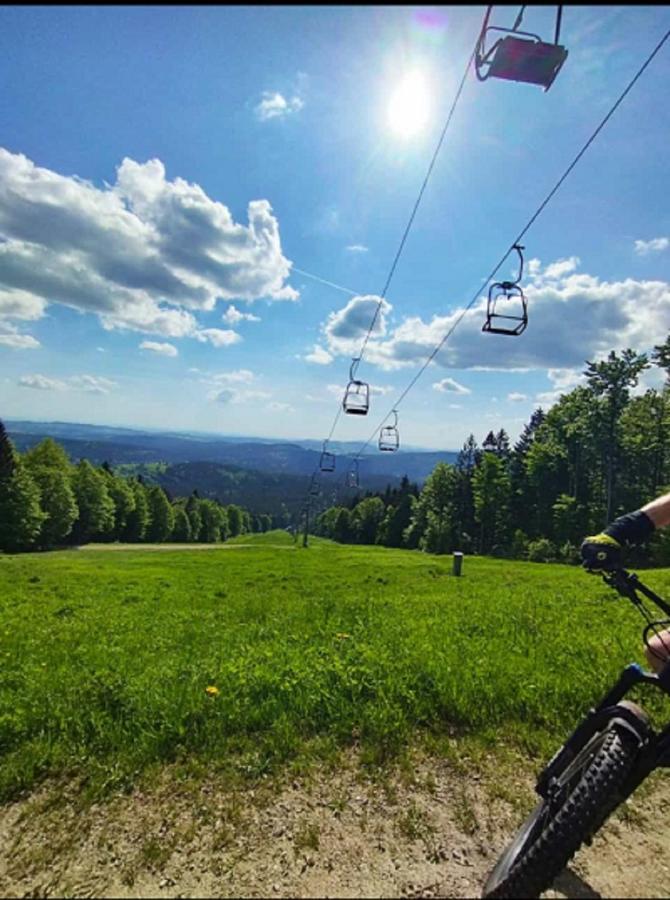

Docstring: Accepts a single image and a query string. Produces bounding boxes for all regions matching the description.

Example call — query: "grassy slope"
[1,534,668,801]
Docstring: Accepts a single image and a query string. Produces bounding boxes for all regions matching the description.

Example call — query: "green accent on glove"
[580,533,623,571]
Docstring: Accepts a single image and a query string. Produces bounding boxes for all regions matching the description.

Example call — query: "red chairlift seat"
[475,6,568,92]
[482,244,528,337]
[343,359,370,416]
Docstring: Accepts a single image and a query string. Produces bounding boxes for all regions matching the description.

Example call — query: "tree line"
[314,340,670,565]
[0,427,274,552]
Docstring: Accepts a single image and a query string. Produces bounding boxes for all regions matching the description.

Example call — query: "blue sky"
[1,5,669,451]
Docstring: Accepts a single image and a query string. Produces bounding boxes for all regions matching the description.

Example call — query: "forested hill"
[7,421,458,483]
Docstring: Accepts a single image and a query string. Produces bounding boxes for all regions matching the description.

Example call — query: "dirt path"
[1,753,668,898]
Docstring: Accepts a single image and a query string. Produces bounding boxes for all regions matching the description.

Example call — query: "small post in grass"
[453,551,463,577]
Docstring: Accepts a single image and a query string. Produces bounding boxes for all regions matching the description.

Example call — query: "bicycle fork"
[536,663,670,801]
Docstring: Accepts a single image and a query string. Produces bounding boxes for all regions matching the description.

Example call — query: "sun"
[387,71,430,138]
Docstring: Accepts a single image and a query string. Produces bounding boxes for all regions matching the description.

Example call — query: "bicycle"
[482,567,670,899]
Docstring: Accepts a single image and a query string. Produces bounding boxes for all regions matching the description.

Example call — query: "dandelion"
[205,685,220,697]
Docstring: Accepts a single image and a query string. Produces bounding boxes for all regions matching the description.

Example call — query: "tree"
[0,458,46,552]
[472,452,511,554]
[584,349,650,522]
[23,438,78,547]
[352,497,385,544]
[411,463,462,555]
[332,507,353,543]
[124,479,151,542]
[227,504,243,537]
[186,493,202,542]
[171,505,192,542]
[146,485,175,543]
[105,473,136,539]
[200,500,224,542]
[71,460,115,543]
[0,420,17,480]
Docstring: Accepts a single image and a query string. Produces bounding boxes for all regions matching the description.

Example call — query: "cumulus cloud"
[323,294,391,357]
[201,368,268,405]
[433,377,471,395]
[321,259,670,373]
[507,392,528,402]
[305,344,333,365]
[634,237,669,256]
[18,373,117,393]
[346,244,368,253]
[0,148,297,344]
[194,328,242,348]
[222,304,260,325]
[254,91,304,121]
[0,320,40,349]
[140,340,178,357]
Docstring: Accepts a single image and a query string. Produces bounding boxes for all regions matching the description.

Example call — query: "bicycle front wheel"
[482,726,639,899]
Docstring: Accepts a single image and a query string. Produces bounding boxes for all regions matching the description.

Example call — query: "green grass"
[1,534,668,802]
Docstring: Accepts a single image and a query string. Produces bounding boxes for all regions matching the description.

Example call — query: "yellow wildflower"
[205,685,220,697]
[335,633,351,640]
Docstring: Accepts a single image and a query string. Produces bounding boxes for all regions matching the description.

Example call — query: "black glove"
[580,533,623,571]
[581,509,655,572]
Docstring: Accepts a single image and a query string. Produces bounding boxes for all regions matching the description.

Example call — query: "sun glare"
[387,71,430,138]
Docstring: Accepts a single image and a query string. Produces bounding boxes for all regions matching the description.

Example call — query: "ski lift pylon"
[379,410,400,453]
[482,244,528,337]
[319,441,336,473]
[475,5,568,92]
[342,358,370,416]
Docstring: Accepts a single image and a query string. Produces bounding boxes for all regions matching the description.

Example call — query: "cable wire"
[348,25,670,464]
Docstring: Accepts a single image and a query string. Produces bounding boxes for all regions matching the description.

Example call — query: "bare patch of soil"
[0,752,667,898]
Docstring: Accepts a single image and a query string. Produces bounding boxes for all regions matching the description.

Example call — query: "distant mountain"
[6,420,459,496]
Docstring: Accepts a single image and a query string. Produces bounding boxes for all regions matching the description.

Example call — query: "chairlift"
[379,410,400,453]
[319,441,336,473]
[475,5,568,92]
[309,474,320,497]
[342,358,370,416]
[347,459,360,489]
[482,244,528,337]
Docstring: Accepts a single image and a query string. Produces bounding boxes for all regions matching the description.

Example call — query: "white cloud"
[305,344,333,365]
[254,91,304,121]
[194,328,242,348]
[0,320,40,349]
[18,373,116,393]
[222,304,260,325]
[207,369,255,385]
[0,149,297,344]
[507,392,528,402]
[139,340,178,357]
[320,259,670,373]
[324,294,391,357]
[433,377,471,395]
[268,401,295,413]
[634,237,669,256]
[19,374,66,391]
[346,244,368,253]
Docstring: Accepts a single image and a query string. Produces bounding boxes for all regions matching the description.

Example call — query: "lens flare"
[387,71,430,138]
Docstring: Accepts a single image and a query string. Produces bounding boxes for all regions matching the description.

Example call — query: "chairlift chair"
[482,243,528,337]
[347,459,360,489]
[475,5,568,92]
[319,441,336,473]
[309,475,320,497]
[342,358,370,416]
[379,410,400,453]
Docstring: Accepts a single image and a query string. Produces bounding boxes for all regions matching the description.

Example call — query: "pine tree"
[146,486,175,543]
[0,420,17,481]
[0,460,47,552]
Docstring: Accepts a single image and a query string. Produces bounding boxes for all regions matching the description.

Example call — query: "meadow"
[1,532,669,804]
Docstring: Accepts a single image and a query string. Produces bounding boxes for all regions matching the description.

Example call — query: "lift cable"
[315,30,479,471]
[346,25,670,466]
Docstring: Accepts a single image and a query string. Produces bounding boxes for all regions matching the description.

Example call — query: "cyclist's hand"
[580,533,623,571]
